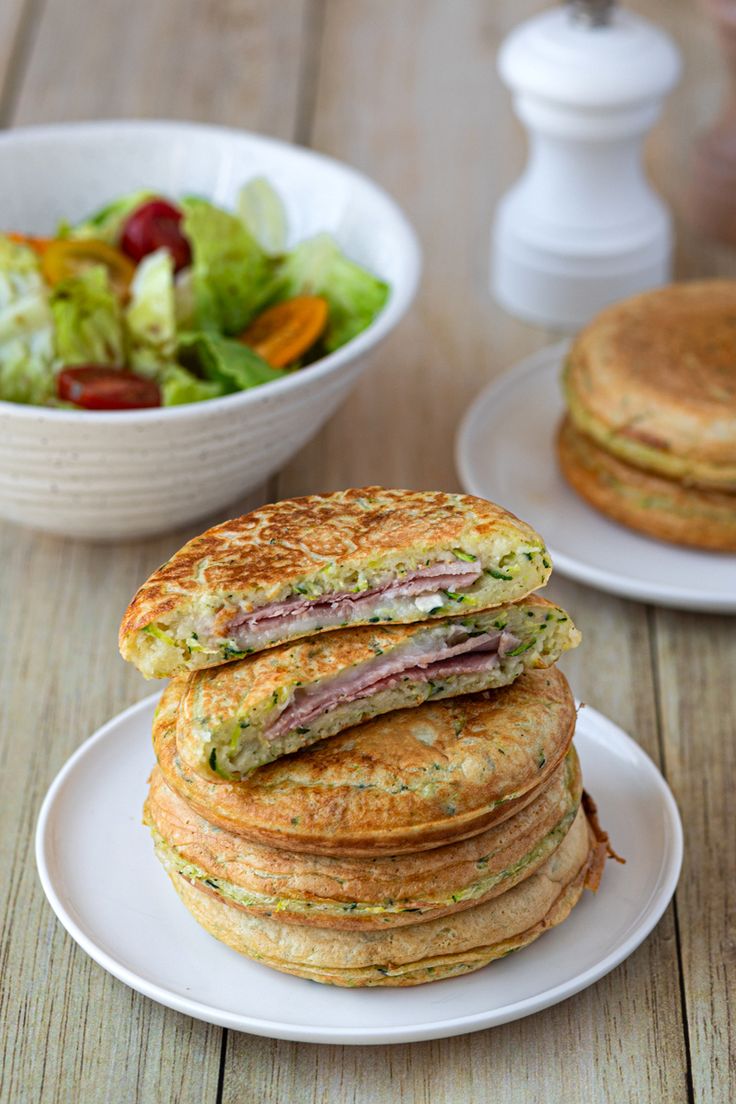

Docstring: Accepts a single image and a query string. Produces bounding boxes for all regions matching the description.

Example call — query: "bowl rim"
[0,118,421,424]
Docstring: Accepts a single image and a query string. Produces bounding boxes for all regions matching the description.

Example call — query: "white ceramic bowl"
[0,121,420,540]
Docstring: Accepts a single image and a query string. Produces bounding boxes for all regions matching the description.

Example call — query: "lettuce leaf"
[0,236,56,404]
[181,199,276,335]
[174,267,195,329]
[50,266,125,366]
[125,248,176,374]
[65,191,153,244]
[277,234,388,351]
[237,178,288,256]
[161,363,226,406]
[178,330,282,392]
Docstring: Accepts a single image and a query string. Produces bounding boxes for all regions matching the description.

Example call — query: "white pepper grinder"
[492,0,681,329]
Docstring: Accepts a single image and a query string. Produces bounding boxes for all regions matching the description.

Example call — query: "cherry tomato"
[42,239,136,299]
[239,296,329,367]
[120,199,191,271]
[57,366,161,410]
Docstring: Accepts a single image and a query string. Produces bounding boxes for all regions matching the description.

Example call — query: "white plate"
[36,693,682,1045]
[456,342,736,612]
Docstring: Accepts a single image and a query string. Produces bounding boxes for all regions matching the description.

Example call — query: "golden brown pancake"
[119,487,551,678]
[558,416,736,551]
[145,748,582,929]
[153,667,577,856]
[168,805,602,986]
[564,280,736,490]
[176,593,580,782]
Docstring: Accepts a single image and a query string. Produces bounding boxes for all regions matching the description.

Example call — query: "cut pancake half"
[177,593,580,781]
[153,667,577,856]
[120,487,551,678]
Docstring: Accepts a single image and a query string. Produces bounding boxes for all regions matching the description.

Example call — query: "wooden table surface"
[1,2,734,1102]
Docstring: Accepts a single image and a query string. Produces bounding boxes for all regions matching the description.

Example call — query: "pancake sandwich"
[176,593,580,781]
[119,487,552,678]
[153,667,577,856]
[560,280,736,549]
[128,486,616,987]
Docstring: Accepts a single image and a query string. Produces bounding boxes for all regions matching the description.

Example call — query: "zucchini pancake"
[120,487,552,678]
[128,487,616,988]
[153,667,577,856]
[176,593,580,781]
[560,280,736,549]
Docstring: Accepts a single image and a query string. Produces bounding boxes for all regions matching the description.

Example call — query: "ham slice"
[264,627,520,742]
[228,560,483,648]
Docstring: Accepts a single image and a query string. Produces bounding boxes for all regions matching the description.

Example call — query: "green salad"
[0,179,389,410]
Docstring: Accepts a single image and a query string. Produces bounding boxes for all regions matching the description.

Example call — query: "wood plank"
[225,2,690,1099]
[275,0,548,498]
[0,527,225,1104]
[638,0,733,280]
[637,2,736,1099]
[0,0,34,120]
[0,2,314,1102]
[653,609,736,1104]
[11,0,310,129]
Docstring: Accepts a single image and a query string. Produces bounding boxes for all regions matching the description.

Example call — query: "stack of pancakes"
[559,280,736,551]
[120,488,613,987]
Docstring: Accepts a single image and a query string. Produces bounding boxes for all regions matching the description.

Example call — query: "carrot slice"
[239,296,328,368]
[5,232,52,254]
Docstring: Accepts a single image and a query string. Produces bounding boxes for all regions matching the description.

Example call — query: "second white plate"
[456,342,736,612]
[36,693,682,1045]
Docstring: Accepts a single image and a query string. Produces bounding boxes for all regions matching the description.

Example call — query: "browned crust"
[153,667,577,856]
[119,486,544,645]
[581,791,623,892]
[565,280,736,474]
[558,416,736,551]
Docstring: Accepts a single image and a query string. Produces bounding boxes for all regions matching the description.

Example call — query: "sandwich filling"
[264,624,518,743]
[179,602,579,781]
[226,559,483,651]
